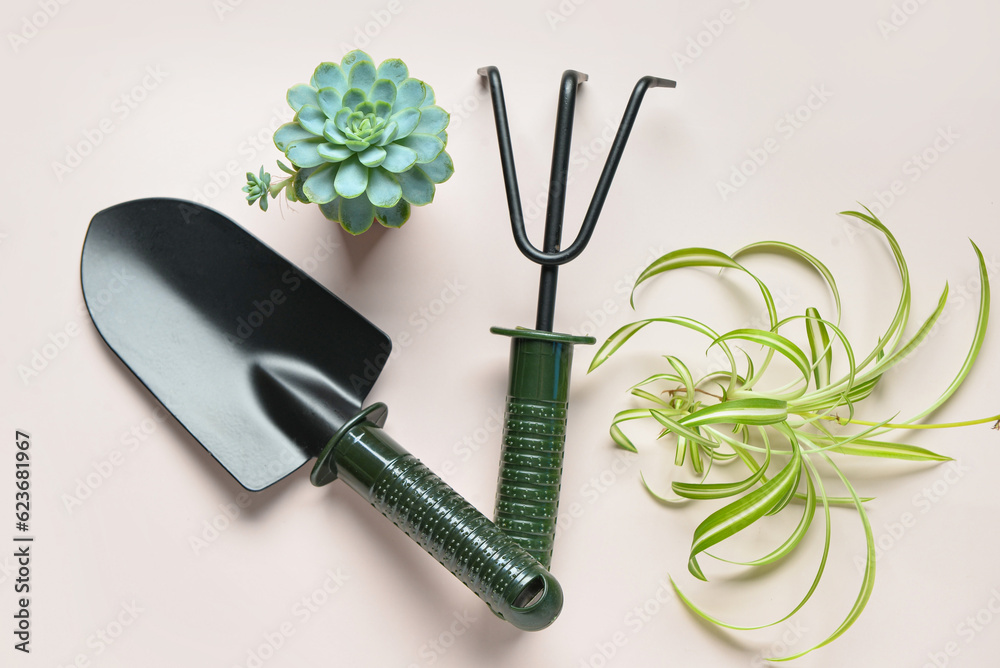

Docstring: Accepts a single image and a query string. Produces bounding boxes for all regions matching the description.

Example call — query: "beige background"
[3,0,1000,666]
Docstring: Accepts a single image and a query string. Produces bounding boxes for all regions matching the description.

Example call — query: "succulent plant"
[245,51,454,234]
[243,167,272,211]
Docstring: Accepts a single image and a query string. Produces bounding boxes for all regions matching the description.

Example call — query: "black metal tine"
[478,68,674,270]
[476,66,533,261]
[537,69,587,331]
[573,76,676,259]
[542,69,589,251]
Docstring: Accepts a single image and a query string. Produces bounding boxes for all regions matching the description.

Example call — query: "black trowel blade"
[80,198,391,491]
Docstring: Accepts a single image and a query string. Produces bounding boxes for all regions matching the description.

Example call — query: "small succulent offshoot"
[244,50,454,235]
[589,209,997,661]
[242,167,272,211]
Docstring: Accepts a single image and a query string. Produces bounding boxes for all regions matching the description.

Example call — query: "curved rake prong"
[477,65,531,263]
[538,69,588,330]
[575,75,676,262]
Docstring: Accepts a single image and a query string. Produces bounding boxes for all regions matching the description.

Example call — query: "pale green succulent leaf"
[374,100,393,121]
[366,167,402,208]
[311,62,348,93]
[342,88,367,111]
[334,108,352,132]
[380,143,418,173]
[374,199,410,228]
[285,139,326,168]
[369,78,397,106]
[413,105,450,135]
[316,143,352,162]
[274,122,316,151]
[334,157,368,199]
[398,133,445,163]
[390,108,421,140]
[316,88,343,118]
[338,192,375,235]
[376,58,408,84]
[301,163,339,204]
[420,83,436,106]
[357,145,386,168]
[317,197,341,222]
[291,166,316,201]
[396,167,435,205]
[322,120,348,145]
[348,59,377,92]
[394,79,426,111]
[294,105,326,136]
[376,120,399,147]
[287,84,318,112]
[344,139,370,152]
[340,50,374,69]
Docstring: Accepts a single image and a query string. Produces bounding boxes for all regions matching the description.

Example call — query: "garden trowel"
[80,198,562,630]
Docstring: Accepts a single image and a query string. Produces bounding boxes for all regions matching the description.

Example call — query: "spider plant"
[588,209,997,660]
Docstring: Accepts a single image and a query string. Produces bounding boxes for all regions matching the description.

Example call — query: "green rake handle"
[311,403,562,631]
[490,327,595,569]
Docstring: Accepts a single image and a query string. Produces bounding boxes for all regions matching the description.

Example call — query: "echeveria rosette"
[243,167,272,211]
[273,51,454,234]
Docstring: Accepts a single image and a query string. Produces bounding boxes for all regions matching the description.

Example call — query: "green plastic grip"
[490,327,595,569]
[310,403,562,631]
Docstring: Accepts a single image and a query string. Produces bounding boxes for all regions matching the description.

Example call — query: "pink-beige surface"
[3,0,999,666]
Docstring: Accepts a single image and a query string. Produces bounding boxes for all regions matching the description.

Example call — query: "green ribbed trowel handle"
[490,327,595,569]
[311,404,562,632]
